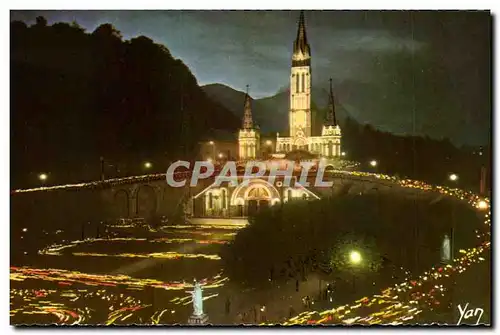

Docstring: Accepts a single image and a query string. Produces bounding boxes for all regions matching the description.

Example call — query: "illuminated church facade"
[238,10,342,160]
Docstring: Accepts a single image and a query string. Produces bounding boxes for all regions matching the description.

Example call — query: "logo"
[457,303,484,325]
[165,160,334,188]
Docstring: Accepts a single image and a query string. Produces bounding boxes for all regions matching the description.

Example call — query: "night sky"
[10,10,491,145]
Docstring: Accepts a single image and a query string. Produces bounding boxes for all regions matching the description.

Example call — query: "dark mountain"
[202,83,352,135]
[11,19,239,188]
[203,83,248,121]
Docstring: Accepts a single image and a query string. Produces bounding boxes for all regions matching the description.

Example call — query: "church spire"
[292,10,311,67]
[242,85,253,129]
[326,79,338,126]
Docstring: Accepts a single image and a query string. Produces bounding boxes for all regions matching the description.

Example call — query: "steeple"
[326,79,338,126]
[292,10,311,67]
[242,85,253,129]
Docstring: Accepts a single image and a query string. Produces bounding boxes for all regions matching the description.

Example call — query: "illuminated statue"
[441,234,451,263]
[187,279,208,324]
[192,280,204,316]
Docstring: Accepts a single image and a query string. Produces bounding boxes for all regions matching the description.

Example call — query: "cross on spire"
[293,10,311,58]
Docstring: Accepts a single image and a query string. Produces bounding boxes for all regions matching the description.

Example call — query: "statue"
[441,234,451,263]
[187,279,209,324]
[191,280,204,316]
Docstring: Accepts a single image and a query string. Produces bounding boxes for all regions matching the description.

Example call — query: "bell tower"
[289,10,312,149]
[238,85,260,159]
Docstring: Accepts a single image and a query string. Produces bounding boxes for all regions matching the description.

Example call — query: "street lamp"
[449,173,458,182]
[477,200,489,210]
[369,160,378,167]
[38,173,48,182]
[349,250,362,265]
[218,153,224,159]
[341,152,346,157]
[349,250,362,292]
[144,161,152,169]
[209,141,214,145]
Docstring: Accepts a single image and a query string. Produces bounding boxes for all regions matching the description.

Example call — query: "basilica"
[238,11,342,160]
[193,11,343,217]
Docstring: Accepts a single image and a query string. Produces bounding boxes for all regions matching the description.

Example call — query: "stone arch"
[324,164,336,173]
[231,179,280,205]
[294,137,307,148]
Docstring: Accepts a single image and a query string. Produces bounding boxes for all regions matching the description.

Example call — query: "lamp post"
[209,141,215,160]
[38,173,48,182]
[144,161,152,170]
[369,160,378,168]
[448,173,458,182]
[349,250,362,291]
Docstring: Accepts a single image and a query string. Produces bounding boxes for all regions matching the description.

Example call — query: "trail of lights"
[278,172,491,325]
[11,266,229,291]
[165,224,246,230]
[10,288,146,325]
[68,251,221,260]
[11,268,228,325]
[151,308,170,324]
[39,236,229,257]
[11,173,170,194]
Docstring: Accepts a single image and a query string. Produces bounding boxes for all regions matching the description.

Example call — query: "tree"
[328,233,382,280]
[10,19,239,188]
[35,16,47,27]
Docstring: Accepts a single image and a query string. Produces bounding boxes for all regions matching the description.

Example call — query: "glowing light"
[349,250,362,264]
[341,152,346,156]
[266,140,272,146]
[22,228,27,232]
[144,162,152,169]
[38,173,48,181]
[209,141,214,145]
[477,200,488,210]
[449,173,458,181]
[218,153,224,159]
[369,160,377,167]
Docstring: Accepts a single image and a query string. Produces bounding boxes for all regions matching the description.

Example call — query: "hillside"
[11,19,240,187]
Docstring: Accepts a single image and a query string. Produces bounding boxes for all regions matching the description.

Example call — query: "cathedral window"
[296,74,299,93]
[301,73,305,93]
